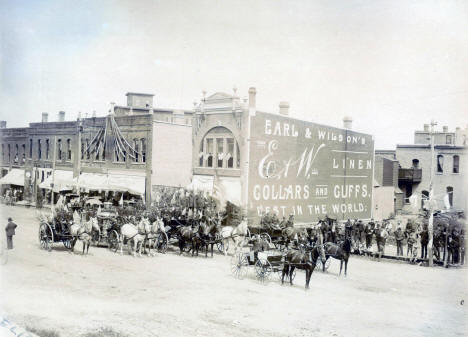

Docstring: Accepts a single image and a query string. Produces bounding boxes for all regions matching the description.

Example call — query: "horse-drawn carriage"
[230,250,287,282]
[38,212,74,251]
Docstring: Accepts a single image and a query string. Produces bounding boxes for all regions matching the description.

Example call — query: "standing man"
[420,224,429,259]
[395,226,404,256]
[5,217,18,249]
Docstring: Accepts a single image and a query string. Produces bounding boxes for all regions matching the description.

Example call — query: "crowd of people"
[258,211,466,266]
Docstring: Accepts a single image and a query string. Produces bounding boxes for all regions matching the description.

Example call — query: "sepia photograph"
[0,1,467,336]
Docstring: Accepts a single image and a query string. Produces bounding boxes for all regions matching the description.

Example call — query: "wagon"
[248,225,287,251]
[230,250,296,282]
[38,217,73,251]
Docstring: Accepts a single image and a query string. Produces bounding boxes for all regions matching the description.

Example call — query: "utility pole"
[428,120,437,267]
[77,117,82,199]
[51,136,57,207]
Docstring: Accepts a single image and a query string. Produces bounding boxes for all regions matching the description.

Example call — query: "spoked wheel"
[230,253,248,279]
[260,233,272,245]
[39,223,53,251]
[255,259,272,283]
[155,232,169,253]
[316,258,331,271]
[216,233,227,253]
[108,230,120,253]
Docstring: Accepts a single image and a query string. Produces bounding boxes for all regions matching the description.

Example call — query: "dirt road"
[0,205,467,337]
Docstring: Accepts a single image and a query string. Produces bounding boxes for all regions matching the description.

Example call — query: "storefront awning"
[0,169,25,186]
[77,172,146,196]
[38,170,74,193]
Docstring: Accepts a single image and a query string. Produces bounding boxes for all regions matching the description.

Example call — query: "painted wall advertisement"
[247,112,374,223]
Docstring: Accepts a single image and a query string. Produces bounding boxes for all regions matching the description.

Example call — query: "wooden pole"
[51,136,57,207]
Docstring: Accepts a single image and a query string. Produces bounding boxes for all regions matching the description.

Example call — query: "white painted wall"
[151,122,192,189]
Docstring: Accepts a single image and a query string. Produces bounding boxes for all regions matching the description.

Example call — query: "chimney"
[0,121,6,128]
[343,116,353,130]
[42,113,48,123]
[443,126,448,132]
[58,111,65,122]
[248,87,256,109]
[279,102,289,116]
[423,124,429,132]
[92,111,96,118]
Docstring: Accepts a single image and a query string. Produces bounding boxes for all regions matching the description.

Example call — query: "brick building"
[376,124,468,214]
[0,93,193,204]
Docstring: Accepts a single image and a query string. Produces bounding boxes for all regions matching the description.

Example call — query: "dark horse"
[281,245,324,289]
[323,237,351,276]
[199,218,222,257]
[178,223,200,256]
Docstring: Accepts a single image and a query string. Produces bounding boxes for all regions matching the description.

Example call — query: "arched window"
[141,138,146,163]
[133,139,139,162]
[57,139,62,160]
[38,140,42,159]
[453,155,459,173]
[67,139,72,160]
[45,139,49,159]
[7,144,10,162]
[437,155,443,173]
[412,159,419,168]
[199,127,240,169]
[29,139,32,158]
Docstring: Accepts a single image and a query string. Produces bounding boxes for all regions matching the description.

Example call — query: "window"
[57,139,62,160]
[227,138,234,168]
[133,139,139,162]
[45,139,50,159]
[216,138,224,168]
[41,171,44,182]
[446,135,452,144]
[412,159,419,168]
[86,139,90,160]
[199,127,240,169]
[22,144,25,163]
[114,146,120,162]
[38,140,42,159]
[1,144,3,161]
[437,155,443,173]
[206,138,213,167]
[67,139,71,160]
[14,144,18,164]
[453,155,459,173]
[141,138,146,163]
[29,139,32,158]
[81,142,84,160]
[7,144,10,162]
[447,186,453,207]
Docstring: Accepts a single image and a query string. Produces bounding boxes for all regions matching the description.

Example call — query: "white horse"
[70,217,100,255]
[220,218,250,256]
[120,218,151,257]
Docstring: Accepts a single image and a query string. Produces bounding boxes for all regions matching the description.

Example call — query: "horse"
[281,245,324,289]
[322,237,352,276]
[178,222,201,256]
[199,218,222,257]
[70,217,100,255]
[219,218,249,256]
[120,218,152,257]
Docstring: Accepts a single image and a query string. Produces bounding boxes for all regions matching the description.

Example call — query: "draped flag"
[119,194,124,207]
[443,193,451,210]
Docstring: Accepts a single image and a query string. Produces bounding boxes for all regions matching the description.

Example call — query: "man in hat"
[5,217,18,249]
[394,226,405,256]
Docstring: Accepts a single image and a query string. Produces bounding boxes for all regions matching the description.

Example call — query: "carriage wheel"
[260,233,272,245]
[39,223,53,251]
[108,230,120,253]
[215,233,226,253]
[230,253,248,279]
[155,232,169,254]
[255,259,272,283]
[62,238,72,250]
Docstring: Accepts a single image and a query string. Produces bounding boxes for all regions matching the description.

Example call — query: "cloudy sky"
[1,0,467,149]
